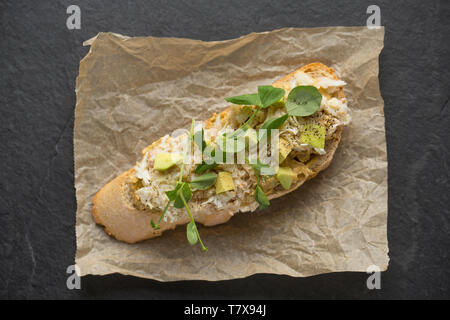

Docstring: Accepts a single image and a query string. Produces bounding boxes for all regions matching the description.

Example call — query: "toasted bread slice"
[93,62,347,243]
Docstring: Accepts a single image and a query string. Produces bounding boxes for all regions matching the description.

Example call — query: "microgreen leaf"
[195,162,218,174]
[179,192,208,252]
[177,182,192,208]
[186,221,198,245]
[189,172,217,190]
[181,182,192,201]
[261,113,289,131]
[255,185,270,210]
[257,85,285,108]
[250,160,276,177]
[259,113,289,140]
[193,129,206,152]
[225,93,261,106]
[165,182,183,202]
[286,86,322,117]
[168,182,192,209]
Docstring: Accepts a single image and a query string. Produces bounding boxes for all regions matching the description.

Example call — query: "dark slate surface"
[0,0,449,299]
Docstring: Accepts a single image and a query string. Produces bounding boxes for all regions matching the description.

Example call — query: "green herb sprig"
[151,120,208,251]
[225,85,285,139]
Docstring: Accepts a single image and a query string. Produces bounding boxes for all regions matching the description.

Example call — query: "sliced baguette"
[93,62,345,243]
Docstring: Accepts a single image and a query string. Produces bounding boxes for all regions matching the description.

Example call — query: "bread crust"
[92,63,346,243]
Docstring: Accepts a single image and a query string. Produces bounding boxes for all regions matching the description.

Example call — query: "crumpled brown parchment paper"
[74,27,389,281]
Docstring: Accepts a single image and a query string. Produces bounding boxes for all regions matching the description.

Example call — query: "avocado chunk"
[278,137,293,164]
[276,166,296,190]
[153,152,183,171]
[300,124,326,150]
[215,171,235,194]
